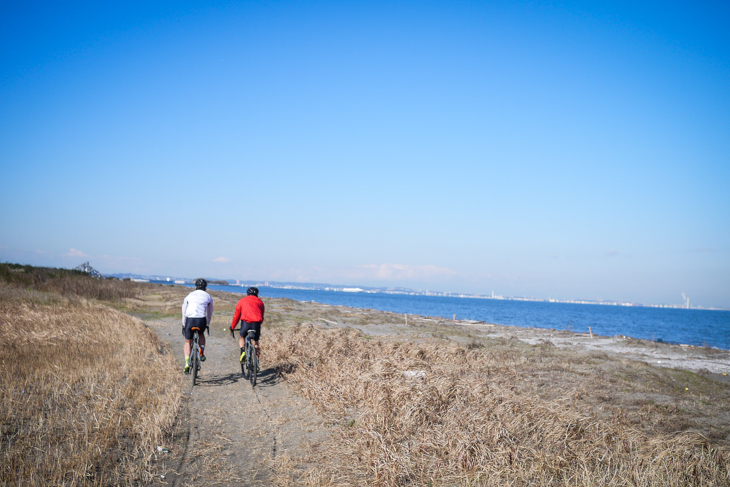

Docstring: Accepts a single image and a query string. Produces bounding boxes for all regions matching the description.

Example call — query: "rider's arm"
[231,302,241,330]
[206,297,213,325]
[206,297,213,335]
[181,298,188,327]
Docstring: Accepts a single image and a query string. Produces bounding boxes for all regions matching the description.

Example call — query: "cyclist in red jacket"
[230,287,265,363]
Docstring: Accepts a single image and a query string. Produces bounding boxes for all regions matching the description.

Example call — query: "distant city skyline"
[78,264,720,310]
[2,1,729,308]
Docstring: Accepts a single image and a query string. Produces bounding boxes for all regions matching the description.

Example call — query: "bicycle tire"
[245,340,251,384]
[241,348,248,379]
[191,332,199,386]
[248,340,257,387]
[240,335,249,380]
[250,352,258,387]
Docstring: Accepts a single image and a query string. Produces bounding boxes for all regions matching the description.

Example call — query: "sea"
[184,283,730,350]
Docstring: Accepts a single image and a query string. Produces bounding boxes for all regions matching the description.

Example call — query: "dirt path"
[145,317,331,486]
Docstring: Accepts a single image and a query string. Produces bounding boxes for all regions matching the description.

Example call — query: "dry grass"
[0,286,183,485]
[5,265,723,486]
[0,263,142,301]
[268,325,729,486]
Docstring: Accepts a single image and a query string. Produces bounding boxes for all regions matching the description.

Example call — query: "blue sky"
[1,0,729,307]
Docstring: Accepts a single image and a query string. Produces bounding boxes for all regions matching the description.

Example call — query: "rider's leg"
[184,338,192,370]
[238,336,246,361]
[238,335,246,361]
[199,334,206,358]
[252,339,260,359]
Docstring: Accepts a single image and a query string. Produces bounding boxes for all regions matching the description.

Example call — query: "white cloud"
[213,257,231,263]
[64,248,88,257]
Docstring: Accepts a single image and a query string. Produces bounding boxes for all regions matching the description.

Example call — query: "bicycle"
[233,328,259,386]
[189,326,202,386]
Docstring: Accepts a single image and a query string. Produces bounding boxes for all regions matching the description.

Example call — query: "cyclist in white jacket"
[182,279,214,373]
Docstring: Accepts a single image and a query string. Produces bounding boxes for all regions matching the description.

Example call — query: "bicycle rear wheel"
[248,341,257,387]
[191,333,199,386]
[240,349,248,379]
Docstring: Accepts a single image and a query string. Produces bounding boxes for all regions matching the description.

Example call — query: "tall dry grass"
[0,263,141,301]
[269,325,729,486]
[0,294,183,485]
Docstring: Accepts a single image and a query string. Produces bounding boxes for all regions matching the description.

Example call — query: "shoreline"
[194,283,730,350]
[145,279,730,312]
[267,296,730,378]
[460,319,730,377]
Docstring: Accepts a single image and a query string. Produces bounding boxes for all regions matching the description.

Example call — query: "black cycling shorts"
[239,320,262,341]
[184,317,208,340]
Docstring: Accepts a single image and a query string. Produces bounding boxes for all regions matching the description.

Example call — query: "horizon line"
[110,271,729,312]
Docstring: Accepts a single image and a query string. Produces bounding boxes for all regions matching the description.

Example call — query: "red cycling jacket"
[231,295,265,328]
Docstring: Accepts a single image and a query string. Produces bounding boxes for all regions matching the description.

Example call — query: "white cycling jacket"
[182,289,214,326]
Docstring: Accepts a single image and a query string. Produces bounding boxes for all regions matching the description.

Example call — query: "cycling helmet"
[195,278,208,290]
[246,286,259,296]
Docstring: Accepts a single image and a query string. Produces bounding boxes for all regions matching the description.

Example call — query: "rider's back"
[233,295,264,323]
[183,289,213,318]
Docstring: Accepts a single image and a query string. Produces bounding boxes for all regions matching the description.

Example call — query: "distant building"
[73,262,101,278]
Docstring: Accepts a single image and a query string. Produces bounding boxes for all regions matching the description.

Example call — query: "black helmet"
[246,286,259,296]
[195,279,208,290]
